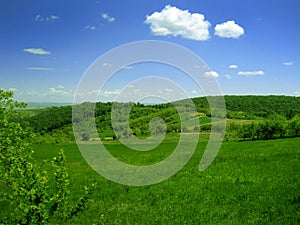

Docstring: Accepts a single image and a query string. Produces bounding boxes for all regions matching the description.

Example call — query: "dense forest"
[22,95,300,143]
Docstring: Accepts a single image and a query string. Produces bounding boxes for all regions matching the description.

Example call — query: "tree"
[237,124,252,141]
[265,115,287,138]
[288,116,300,137]
[0,89,95,224]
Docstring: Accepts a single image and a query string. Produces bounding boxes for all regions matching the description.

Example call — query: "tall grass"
[30,138,300,224]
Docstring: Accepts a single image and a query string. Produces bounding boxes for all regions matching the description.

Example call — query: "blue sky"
[0,0,299,102]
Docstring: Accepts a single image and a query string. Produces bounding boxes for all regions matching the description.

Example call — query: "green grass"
[30,138,300,224]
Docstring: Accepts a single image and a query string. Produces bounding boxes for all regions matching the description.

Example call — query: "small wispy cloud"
[165,88,173,93]
[283,61,294,66]
[49,85,72,96]
[84,25,96,30]
[121,65,133,70]
[194,65,206,69]
[294,90,300,95]
[24,48,51,55]
[229,64,238,69]
[203,71,219,78]
[35,14,59,22]
[238,70,264,76]
[102,63,112,67]
[101,13,115,23]
[25,67,54,71]
[225,74,232,79]
[101,89,121,96]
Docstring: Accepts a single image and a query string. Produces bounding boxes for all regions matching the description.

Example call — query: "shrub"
[0,89,96,224]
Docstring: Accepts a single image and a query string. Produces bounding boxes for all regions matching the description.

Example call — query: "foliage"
[193,95,300,119]
[227,115,300,141]
[20,95,300,142]
[0,89,95,224]
[28,105,72,133]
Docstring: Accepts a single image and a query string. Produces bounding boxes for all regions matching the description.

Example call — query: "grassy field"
[30,137,300,224]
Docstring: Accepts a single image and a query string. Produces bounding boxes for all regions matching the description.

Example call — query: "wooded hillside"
[24,95,300,142]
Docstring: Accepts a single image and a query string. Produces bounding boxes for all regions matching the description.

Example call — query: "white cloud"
[84,25,96,30]
[203,71,219,78]
[24,48,51,55]
[214,20,244,38]
[49,85,72,96]
[191,90,197,94]
[102,63,112,67]
[25,67,54,71]
[49,15,59,20]
[283,61,294,66]
[101,13,115,22]
[225,74,232,79]
[35,14,59,22]
[121,65,133,70]
[101,89,121,96]
[229,64,238,69]
[35,15,42,21]
[238,70,264,76]
[145,5,211,41]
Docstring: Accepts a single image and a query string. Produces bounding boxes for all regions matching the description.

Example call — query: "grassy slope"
[31,138,300,224]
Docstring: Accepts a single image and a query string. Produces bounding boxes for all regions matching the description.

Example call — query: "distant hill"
[26,102,72,109]
[23,95,300,142]
[192,95,300,119]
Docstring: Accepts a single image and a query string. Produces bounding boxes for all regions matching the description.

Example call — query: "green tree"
[288,115,300,137]
[0,89,95,224]
[266,115,287,138]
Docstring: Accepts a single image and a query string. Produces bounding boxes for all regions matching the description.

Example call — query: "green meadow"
[30,137,300,224]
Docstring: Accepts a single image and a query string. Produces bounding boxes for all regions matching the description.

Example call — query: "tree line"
[20,95,300,141]
[226,115,300,141]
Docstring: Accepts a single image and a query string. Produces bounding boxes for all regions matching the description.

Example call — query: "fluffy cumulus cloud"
[203,71,219,78]
[24,48,51,55]
[238,70,264,76]
[214,20,244,38]
[145,5,211,41]
[101,13,115,22]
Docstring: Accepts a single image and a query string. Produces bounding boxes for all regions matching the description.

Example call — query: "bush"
[0,89,96,224]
